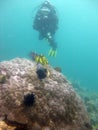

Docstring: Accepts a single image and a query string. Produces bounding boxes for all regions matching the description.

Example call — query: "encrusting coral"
[0,58,91,130]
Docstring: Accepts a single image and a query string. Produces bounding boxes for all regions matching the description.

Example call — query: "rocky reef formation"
[0,58,91,130]
[71,80,98,130]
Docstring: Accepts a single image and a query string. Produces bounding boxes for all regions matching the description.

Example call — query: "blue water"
[0,0,98,90]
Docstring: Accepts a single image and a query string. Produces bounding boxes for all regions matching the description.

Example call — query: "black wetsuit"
[33,1,58,50]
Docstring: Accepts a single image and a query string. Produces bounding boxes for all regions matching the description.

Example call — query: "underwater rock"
[0,58,91,130]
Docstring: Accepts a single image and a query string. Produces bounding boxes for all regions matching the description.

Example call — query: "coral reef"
[71,79,98,130]
[84,94,98,130]
[0,58,91,130]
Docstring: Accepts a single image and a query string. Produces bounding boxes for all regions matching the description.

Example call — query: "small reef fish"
[30,52,48,65]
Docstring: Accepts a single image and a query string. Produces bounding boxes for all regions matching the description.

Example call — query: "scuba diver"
[33,0,58,57]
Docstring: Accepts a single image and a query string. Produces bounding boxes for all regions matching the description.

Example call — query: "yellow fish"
[30,52,48,65]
